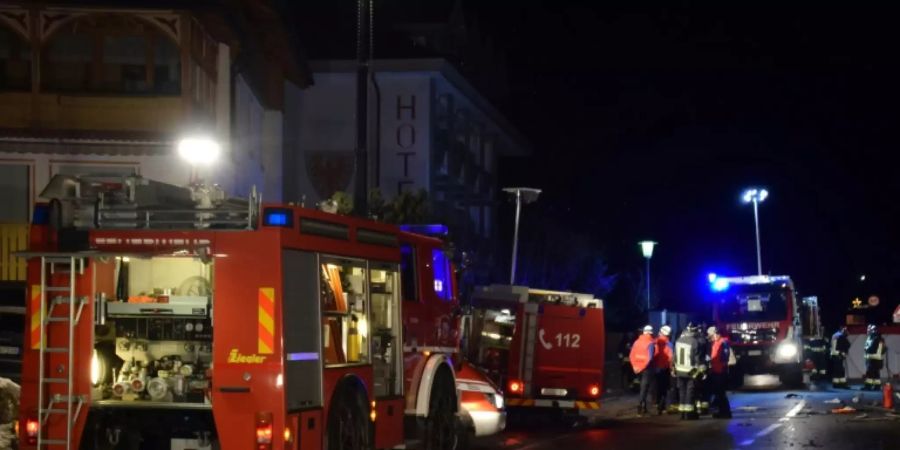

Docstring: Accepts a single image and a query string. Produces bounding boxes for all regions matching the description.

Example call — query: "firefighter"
[830,326,850,389]
[863,324,886,391]
[629,325,657,415]
[707,326,732,419]
[653,325,674,414]
[674,324,702,420]
[807,335,829,381]
[618,331,637,392]
[695,322,711,415]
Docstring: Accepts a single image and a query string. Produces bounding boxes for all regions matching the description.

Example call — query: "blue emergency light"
[263,208,293,227]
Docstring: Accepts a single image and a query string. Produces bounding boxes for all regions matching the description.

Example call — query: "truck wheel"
[424,367,458,450]
[782,365,804,389]
[327,383,371,450]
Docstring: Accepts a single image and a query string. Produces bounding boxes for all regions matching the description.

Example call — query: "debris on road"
[823,398,841,404]
[802,438,822,448]
[831,406,857,414]
[851,395,861,404]
[785,393,802,399]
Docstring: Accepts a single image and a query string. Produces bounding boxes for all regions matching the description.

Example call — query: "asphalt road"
[475,385,900,450]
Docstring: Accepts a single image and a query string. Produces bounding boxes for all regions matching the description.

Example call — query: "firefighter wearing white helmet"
[863,324,886,390]
[653,325,674,414]
[629,325,656,415]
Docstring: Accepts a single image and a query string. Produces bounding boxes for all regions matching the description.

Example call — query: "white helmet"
[707,326,718,337]
[660,325,671,337]
[643,325,654,334]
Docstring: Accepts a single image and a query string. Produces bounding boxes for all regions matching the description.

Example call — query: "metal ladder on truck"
[36,256,87,449]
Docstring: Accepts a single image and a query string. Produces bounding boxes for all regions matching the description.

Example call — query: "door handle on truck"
[218,386,250,393]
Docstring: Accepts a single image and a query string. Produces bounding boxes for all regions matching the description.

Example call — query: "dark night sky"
[481,1,900,329]
[292,1,900,329]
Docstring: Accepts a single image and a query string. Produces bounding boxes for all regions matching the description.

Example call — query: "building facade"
[285,59,528,284]
[0,2,309,281]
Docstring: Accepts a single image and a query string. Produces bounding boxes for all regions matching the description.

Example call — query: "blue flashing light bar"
[263,208,293,227]
[286,352,319,362]
[708,273,718,283]
[400,224,449,236]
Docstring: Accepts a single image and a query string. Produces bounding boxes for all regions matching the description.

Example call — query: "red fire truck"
[709,274,805,387]
[463,285,605,418]
[16,174,463,450]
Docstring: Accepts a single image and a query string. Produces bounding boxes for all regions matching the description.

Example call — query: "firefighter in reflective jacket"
[653,325,674,414]
[806,336,829,381]
[630,325,657,415]
[708,326,732,418]
[674,324,702,420]
[830,326,850,389]
[863,324,886,390]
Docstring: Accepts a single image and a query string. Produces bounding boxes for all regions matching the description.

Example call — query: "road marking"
[739,400,805,447]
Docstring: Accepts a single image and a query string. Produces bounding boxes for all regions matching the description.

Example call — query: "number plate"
[0,345,20,356]
[540,388,568,397]
[747,350,762,356]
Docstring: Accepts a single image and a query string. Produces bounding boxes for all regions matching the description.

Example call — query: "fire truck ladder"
[37,256,87,449]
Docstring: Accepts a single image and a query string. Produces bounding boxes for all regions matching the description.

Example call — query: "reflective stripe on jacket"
[630,334,657,373]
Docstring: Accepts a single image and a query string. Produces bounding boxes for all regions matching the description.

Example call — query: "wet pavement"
[473,384,900,450]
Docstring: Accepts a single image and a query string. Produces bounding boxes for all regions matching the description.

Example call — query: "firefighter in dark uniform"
[674,324,702,420]
[807,335,829,381]
[695,323,711,415]
[863,324,886,390]
[830,326,850,389]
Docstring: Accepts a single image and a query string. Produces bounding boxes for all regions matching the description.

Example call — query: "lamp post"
[177,135,221,183]
[503,187,541,285]
[741,188,768,276]
[639,240,656,311]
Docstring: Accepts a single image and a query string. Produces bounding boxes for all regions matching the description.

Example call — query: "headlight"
[776,343,798,359]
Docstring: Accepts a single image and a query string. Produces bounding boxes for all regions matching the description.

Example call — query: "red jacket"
[629,334,657,374]
[710,336,730,374]
[653,335,673,369]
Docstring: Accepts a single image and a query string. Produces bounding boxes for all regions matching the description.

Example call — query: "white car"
[456,362,506,437]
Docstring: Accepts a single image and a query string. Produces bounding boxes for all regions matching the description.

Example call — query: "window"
[0,25,31,91]
[320,257,369,366]
[370,265,401,397]
[0,165,29,222]
[42,15,181,95]
[431,248,452,301]
[400,245,418,302]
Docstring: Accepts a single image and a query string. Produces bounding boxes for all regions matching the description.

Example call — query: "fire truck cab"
[463,285,605,418]
[709,274,804,387]
[17,174,461,450]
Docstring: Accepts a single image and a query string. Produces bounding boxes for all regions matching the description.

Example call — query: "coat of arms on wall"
[305,150,355,199]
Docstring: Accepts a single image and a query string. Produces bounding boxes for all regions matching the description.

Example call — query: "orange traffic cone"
[883,382,894,409]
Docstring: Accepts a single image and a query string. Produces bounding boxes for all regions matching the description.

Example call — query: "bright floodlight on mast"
[177,135,221,184]
[503,187,541,285]
[742,187,768,275]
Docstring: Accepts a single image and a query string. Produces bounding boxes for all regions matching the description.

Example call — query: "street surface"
[475,385,900,450]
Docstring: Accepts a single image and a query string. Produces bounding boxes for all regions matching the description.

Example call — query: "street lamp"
[741,188,768,276]
[177,136,221,183]
[638,240,657,311]
[503,187,541,285]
